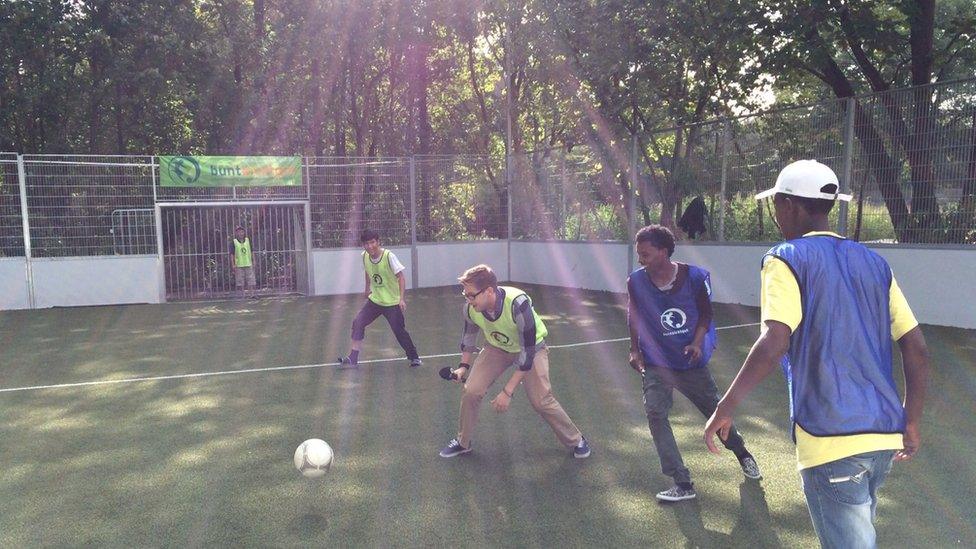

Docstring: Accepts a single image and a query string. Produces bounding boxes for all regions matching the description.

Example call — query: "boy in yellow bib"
[337,230,421,369]
[439,264,591,459]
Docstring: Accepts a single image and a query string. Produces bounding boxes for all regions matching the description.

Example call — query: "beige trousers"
[457,344,583,449]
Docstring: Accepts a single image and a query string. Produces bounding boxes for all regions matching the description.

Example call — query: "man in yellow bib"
[439,264,591,459]
[337,230,421,369]
[231,226,257,298]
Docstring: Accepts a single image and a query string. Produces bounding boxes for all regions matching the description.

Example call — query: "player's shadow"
[670,480,781,548]
[295,512,328,536]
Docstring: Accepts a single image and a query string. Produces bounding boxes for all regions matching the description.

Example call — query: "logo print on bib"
[660,308,687,330]
[491,331,511,346]
[372,273,383,285]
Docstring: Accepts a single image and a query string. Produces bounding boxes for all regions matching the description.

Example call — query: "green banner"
[159,156,302,187]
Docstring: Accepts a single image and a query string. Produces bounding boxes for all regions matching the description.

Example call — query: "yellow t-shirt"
[760,231,919,469]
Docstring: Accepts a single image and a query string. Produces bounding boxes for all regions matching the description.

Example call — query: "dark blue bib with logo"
[628,265,716,370]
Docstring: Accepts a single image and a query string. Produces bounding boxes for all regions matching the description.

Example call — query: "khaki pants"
[457,344,582,449]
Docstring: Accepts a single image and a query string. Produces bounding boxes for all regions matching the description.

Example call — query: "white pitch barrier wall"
[510,241,630,293]
[0,258,30,310]
[311,246,414,296]
[30,256,161,308]
[416,241,509,288]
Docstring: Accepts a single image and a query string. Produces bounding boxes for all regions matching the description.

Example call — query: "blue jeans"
[800,450,895,549]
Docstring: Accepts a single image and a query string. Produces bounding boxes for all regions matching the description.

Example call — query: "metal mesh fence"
[850,81,976,244]
[511,143,631,241]
[22,155,156,257]
[3,80,974,257]
[414,155,506,242]
[0,153,24,257]
[307,157,412,248]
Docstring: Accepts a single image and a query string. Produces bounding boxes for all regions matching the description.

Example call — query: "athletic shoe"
[739,456,762,480]
[337,356,358,370]
[656,485,697,502]
[573,437,591,459]
[409,358,423,368]
[439,438,471,458]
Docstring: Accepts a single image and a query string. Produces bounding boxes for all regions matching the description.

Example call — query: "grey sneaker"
[656,485,697,502]
[439,438,471,458]
[573,437,591,458]
[739,456,762,480]
[337,356,358,370]
[409,358,423,368]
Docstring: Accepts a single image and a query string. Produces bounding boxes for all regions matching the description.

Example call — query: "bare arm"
[396,271,407,309]
[894,326,930,461]
[704,320,791,452]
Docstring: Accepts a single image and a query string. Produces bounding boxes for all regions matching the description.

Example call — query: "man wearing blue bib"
[705,160,930,549]
[628,225,761,502]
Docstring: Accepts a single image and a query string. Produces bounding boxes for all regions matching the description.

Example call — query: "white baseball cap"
[755,159,852,201]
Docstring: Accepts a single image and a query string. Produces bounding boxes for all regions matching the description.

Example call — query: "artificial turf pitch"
[0,285,973,547]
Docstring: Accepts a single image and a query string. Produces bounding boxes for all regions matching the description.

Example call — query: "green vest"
[467,286,548,353]
[363,249,401,306]
[233,238,252,267]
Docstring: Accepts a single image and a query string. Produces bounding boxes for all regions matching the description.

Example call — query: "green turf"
[0,285,973,547]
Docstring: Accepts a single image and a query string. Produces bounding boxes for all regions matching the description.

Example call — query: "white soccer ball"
[294,439,334,478]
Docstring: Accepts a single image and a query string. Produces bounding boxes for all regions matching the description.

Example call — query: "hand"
[628,351,645,374]
[399,300,406,311]
[490,391,511,413]
[684,344,702,364]
[894,422,921,461]
[704,405,734,454]
[450,365,468,384]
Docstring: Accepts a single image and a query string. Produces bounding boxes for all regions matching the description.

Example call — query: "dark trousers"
[351,300,419,360]
[642,365,747,485]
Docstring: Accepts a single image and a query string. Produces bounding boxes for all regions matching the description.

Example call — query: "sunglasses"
[461,286,489,301]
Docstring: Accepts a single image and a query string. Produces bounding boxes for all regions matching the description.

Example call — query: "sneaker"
[439,438,471,458]
[337,356,358,370]
[656,485,697,502]
[739,456,762,480]
[409,358,423,368]
[573,437,591,459]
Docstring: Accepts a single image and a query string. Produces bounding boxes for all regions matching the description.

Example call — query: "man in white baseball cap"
[754,159,852,201]
[706,159,930,549]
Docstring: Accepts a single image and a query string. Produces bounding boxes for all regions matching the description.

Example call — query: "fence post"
[839,97,856,236]
[16,154,35,308]
[628,136,638,274]
[506,152,513,282]
[409,156,419,290]
[719,121,730,242]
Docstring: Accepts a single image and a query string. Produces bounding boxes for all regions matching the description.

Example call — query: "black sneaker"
[337,356,358,370]
[409,358,423,368]
[439,438,471,458]
[739,456,762,480]
[656,485,697,502]
[573,437,591,458]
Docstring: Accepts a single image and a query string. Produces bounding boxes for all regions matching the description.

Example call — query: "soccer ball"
[294,439,334,478]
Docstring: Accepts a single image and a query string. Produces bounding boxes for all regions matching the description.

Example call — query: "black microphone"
[439,366,468,382]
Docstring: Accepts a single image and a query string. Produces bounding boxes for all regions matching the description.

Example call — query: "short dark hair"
[635,225,675,257]
[775,192,835,216]
[360,229,380,243]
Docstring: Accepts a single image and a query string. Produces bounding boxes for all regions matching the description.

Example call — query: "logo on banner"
[168,156,201,185]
